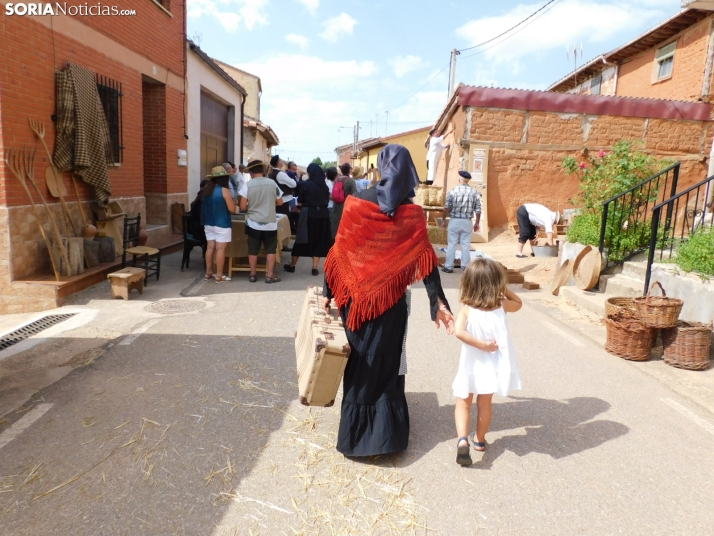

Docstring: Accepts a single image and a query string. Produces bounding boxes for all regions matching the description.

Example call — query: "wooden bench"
[107,267,146,300]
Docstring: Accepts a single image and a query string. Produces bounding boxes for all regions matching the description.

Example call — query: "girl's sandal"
[204,274,214,280]
[249,274,257,283]
[265,275,281,284]
[469,432,486,451]
[456,437,472,466]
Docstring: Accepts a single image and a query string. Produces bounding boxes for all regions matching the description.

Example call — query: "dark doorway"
[200,93,229,178]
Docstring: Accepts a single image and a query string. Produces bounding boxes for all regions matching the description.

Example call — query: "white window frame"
[653,41,676,83]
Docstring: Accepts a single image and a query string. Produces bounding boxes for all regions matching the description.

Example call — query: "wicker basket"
[633,281,683,329]
[605,311,656,361]
[662,321,713,371]
[605,297,637,318]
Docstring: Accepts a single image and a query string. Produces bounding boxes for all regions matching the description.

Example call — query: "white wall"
[186,50,244,199]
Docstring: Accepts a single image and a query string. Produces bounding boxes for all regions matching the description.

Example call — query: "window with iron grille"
[96,74,123,164]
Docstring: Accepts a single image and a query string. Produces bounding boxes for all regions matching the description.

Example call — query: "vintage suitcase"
[295,286,350,407]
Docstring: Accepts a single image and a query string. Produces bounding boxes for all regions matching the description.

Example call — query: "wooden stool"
[108,267,146,300]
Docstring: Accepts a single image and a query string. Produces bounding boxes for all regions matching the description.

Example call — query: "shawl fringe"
[325,197,438,331]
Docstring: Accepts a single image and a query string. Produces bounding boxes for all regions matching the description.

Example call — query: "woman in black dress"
[284,164,334,276]
[323,144,455,457]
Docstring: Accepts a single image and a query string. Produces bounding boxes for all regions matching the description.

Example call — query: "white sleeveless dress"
[452,306,521,398]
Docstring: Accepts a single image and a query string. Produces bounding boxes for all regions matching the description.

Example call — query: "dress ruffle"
[337,379,409,456]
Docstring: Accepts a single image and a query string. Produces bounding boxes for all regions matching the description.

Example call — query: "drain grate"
[143,300,206,315]
[0,314,76,351]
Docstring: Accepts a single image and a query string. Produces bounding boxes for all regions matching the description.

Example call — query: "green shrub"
[566,212,600,246]
[673,229,714,276]
[562,140,671,259]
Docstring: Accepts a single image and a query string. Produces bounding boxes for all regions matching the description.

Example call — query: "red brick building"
[0,1,188,312]
[549,6,714,102]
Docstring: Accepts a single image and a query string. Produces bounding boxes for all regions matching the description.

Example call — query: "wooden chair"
[181,213,206,271]
[122,214,160,283]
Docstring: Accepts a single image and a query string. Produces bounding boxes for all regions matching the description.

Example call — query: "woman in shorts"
[201,166,237,282]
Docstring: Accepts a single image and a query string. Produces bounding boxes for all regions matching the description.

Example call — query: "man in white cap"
[441,170,481,273]
[516,203,560,258]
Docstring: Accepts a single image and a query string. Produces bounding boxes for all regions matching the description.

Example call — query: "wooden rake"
[29,117,79,237]
[5,147,70,279]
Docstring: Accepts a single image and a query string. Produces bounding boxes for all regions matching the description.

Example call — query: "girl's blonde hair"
[460,258,507,310]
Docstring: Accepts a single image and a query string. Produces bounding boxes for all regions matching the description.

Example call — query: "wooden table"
[225,214,291,276]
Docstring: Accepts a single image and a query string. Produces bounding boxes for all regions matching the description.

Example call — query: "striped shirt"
[445,184,481,219]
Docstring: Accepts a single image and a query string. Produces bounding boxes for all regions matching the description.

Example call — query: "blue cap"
[458,170,472,180]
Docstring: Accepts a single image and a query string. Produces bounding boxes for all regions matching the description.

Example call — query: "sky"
[186,0,684,164]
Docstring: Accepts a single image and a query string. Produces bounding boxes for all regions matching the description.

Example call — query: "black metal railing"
[644,174,714,294]
[96,74,123,164]
[598,163,680,273]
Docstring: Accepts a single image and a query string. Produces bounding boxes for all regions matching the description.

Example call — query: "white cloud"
[456,0,666,69]
[296,0,320,12]
[230,54,378,162]
[238,54,377,85]
[319,12,358,42]
[389,55,426,78]
[187,0,268,32]
[286,33,309,51]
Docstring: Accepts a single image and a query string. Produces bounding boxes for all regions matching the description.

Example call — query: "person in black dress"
[284,163,334,276]
[322,144,455,457]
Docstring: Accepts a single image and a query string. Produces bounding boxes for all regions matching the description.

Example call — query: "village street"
[0,251,712,535]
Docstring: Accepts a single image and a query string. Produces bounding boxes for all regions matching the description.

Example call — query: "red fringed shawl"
[325,196,438,331]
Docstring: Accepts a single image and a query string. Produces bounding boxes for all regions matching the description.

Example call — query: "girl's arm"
[454,306,499,352]
[223,188,237,214]
[501,287,522,313]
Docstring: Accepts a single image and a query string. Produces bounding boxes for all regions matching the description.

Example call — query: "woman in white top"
[452,258,522,466]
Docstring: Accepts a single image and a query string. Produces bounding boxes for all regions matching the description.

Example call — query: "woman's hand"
[322,297,331,315]
[435,302,455,335]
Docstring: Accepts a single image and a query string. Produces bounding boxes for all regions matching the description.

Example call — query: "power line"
[458,0,558,53]
[375,63,450,122]
[460,0,563,60]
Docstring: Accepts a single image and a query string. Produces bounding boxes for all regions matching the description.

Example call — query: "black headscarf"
[376,144,420,217]
[307,163,329,193]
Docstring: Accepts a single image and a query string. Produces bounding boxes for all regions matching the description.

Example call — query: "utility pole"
[356,121,360,142]
[448,48,460,98]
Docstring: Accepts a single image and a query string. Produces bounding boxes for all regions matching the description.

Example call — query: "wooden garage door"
[200,93,229,179]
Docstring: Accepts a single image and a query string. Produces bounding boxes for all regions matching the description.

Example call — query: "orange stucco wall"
[437,106,712,236]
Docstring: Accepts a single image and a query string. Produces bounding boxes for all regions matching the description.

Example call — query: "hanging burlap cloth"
[54,63,112,206]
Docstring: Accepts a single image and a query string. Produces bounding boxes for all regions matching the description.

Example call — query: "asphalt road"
[0,258,713,535]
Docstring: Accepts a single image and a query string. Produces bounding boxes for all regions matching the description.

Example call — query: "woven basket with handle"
[605,297,637,318]
[605,311,656,361]
[662,321,713,371]
[633,281,683,329]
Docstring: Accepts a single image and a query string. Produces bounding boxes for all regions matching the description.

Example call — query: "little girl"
[452,258,522,466]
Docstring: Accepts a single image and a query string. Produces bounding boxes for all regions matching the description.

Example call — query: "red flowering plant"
[562,140,671,254]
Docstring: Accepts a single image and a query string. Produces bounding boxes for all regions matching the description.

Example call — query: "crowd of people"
[188,154,385,284]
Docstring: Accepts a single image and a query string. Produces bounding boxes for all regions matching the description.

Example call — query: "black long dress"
[324,188,449,457]
[292,180,333,258]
